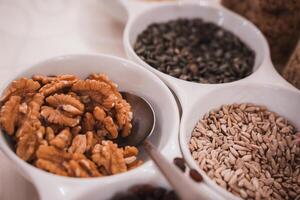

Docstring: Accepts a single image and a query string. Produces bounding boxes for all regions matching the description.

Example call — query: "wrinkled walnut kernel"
[50,128,72,149]
[0,78,40,103]
[127,160,143,170]
[36,159,68,176]
[103,116,119,139]
[71,126,82,136]
[41,106,80,127]
[86,131,94,151]
[0,96,21,135]
[0,73,139,178]
[115,99,133,127]
[115,99,133,137]
[36,145,72,163]
[71,79,117,109]
[46,94,84,115]
[77,159,102,177]
[68,134,87,154]
[88,73,119,94]
[93,106,106,122]
[82,112,95,133]
[92,141,127,175]
[33,74,78,85]
[26,93,44,120]
[16,119,41,139]
[39,79,77,96]
[123,146,138,157]
[16,132,38,161]
[45,127,55,141]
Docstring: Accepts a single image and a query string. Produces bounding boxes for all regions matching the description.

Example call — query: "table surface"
[0,0,125,199]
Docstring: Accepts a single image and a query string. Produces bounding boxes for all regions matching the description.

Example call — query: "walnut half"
[0,96,21,135]
[41,106,80,127]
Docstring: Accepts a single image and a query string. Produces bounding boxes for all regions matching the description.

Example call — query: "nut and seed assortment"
[189,103,300,199]
[0,73,143,177]
[134,18,255,84]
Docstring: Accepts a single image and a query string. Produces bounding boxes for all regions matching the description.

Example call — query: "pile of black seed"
[134,18,255,84]
[109,184,180,200]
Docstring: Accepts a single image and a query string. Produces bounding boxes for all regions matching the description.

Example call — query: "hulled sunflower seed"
[189,103,300,200]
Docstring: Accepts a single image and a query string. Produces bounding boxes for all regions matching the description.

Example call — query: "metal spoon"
[117,92,225,200]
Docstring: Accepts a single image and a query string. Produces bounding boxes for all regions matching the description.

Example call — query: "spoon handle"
[143,140,225,200]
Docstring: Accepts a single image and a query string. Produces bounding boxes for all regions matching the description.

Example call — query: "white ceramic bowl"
[112,0,297,109]
[180,83,300,200]
[0,54,180,200]
[100,0,300,199]
[102,0,289,88]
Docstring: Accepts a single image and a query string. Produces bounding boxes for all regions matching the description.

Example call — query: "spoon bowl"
[115,92,156,147]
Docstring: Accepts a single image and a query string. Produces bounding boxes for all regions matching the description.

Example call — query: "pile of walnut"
[0,74,142,177]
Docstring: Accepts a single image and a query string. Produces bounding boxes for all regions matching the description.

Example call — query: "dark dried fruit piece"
[110,184,180,200]
[189,169,203,182]
[173,157,186,172]
[164,191,180,200]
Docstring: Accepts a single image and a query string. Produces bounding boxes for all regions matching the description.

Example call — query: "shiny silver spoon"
[117,92,225,200]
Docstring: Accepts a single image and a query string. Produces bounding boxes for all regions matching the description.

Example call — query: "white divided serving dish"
[100,0,300,199]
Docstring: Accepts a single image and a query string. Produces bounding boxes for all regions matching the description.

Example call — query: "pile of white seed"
[189,103,300,200]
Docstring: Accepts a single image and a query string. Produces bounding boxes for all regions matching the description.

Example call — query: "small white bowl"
[124,2,268,81]
[111,0,296,109]
[0,54,180,200]
[180,83,300,200]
